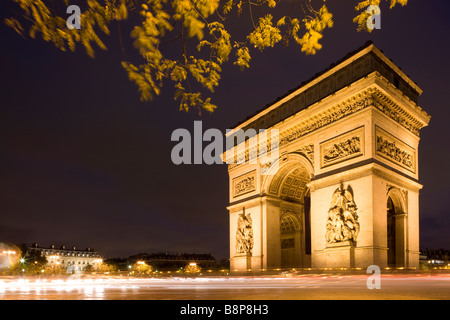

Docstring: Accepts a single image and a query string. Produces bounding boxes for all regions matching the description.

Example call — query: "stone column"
[394,213,407,268]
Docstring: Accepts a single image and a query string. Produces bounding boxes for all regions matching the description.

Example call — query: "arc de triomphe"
[224,42,431,271]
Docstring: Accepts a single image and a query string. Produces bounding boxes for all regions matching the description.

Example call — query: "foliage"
[44,263,66,275]
[184,262,201,273]
[9,250,49,275]
[5,0,408,112]
[98,260,120,272]
[353,0,407,32]
[131,260,153,274]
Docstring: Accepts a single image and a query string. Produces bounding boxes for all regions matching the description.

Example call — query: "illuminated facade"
[224,42,431,271]
[26,243,102,273]
[128,252,216,269]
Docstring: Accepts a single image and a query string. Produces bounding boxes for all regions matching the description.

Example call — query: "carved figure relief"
[296,145,314,165]
[233,171,256,197]
[280,97,371,147]
[260,161,272,175]
[375,126,416,173]
[325,185,360,244]
[376,136,414,169]
[320,127,364,168]
[323,137,361,165]
[235,209,254,256]
[234,177,255,196]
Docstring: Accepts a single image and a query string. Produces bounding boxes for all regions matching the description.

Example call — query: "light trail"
[0,274,449,300]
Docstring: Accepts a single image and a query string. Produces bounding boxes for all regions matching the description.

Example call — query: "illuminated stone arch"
[280,211,301,232]
[279,211,303,268]
[225,43,430,271]
[261,152,314,199]
[387,187,407,215]
[386,186,408,268]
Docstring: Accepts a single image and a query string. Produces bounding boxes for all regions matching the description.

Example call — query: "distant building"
[25,243,102,273]
[103,257,128,271]
[419,249,450,268]
[128,252,216,270]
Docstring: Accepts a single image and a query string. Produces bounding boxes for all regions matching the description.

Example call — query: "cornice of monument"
[225,74,429,171]
[371,74,431,128]
[227,42,426,136]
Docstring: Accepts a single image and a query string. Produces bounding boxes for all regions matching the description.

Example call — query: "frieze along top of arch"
[229,42,428,135]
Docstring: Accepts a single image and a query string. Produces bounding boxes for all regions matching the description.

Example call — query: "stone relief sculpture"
[376,135,414,169]
[297,144,314,165]
[325,185,360,244]
[323,137,361,165]
[280,97,371,146]
[260,161,272,175]
[235,209,254,256]
[234,176,255,197]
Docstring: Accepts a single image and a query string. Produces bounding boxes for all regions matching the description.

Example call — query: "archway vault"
[387,187,407,215]
[262,153,313,269]
[262,152,314,201]
[387,186,408,268]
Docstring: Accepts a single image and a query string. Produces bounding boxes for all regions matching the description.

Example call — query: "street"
[0,273,449,300]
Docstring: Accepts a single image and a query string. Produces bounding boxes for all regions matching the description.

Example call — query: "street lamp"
[2,250,16,255]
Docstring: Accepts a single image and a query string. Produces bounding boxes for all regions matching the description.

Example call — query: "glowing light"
[0,275,447,299]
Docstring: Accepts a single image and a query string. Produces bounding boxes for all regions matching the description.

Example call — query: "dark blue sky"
[0,1,449,260]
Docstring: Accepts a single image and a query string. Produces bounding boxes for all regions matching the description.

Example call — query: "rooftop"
[229,41,422,134]
[27,243,98,253]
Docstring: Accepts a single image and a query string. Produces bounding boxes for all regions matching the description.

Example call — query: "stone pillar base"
[231,254,252,271]
[324,241,356,268]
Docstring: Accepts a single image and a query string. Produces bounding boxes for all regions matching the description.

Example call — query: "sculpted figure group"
[325,185,360,244]
[235,209,254,256]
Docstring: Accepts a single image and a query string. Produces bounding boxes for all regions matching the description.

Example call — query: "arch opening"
[387,197,397,268]
[266,155,312,269]
[387,190,406,268]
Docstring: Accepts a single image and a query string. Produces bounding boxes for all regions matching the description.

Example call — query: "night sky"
[0,1,449,260]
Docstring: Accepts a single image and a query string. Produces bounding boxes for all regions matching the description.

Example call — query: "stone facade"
[224,43,430,271]
[26,243,102,273]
